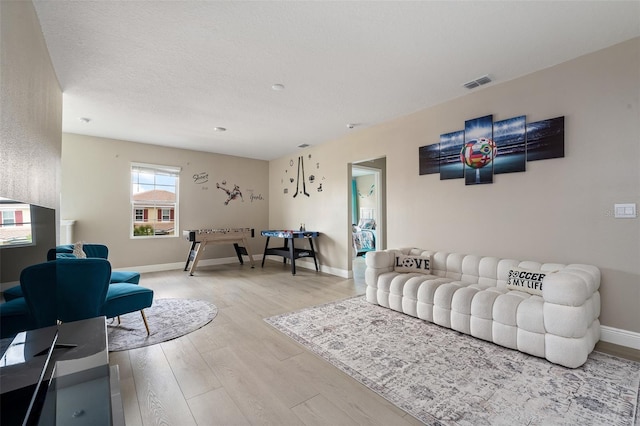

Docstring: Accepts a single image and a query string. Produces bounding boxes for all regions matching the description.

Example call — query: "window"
[0,198,33,247]
[2,210,16,226]
[160,208,171,222]
[131,163,180,238]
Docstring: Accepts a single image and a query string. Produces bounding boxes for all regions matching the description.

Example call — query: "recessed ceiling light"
[79,117,91,123]
[272,83,285,91]
[213,127,226,132]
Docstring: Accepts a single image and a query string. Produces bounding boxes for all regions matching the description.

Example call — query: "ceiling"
[33,1,640,161]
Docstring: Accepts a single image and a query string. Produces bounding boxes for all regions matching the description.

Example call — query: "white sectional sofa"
[365,248,601,368]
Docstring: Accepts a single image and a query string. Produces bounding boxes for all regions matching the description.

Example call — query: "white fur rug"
[266,296,639,425]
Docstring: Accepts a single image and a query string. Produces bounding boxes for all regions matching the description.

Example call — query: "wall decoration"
[439,131,465,180]
[216,181,244,205]
[526,116,565,161]
[282,155,324,197]
[193,172,209,184]
[293,156,310,197]
[419,143,440,175]
[493,116,526,174]
[418,114,564,185]
[358,184,375,198]
[463,115,494,185]
[246,189,265,202]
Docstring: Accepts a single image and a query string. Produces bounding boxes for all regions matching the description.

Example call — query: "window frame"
[130,162,180,239]
[0,198,34,248]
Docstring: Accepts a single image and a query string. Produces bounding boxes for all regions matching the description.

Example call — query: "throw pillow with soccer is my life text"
[506,267,553,295]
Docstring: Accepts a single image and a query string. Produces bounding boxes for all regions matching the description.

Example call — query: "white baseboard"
[117,255,260,274]
[118,256,352,279]
[600,325,640,350]
[297,259,350,278]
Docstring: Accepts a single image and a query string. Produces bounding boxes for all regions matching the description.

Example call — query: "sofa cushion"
[394,254,431,274]
[506,267,551,296]
[110,270,141,284]
[3,285,24,301]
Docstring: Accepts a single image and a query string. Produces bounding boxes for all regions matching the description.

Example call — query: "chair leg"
[140,310,150,335]
[117,315,121,325]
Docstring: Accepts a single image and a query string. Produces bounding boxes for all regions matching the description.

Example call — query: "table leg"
[189,241,206,276]
[261,237,270,268]
[242,237,255,268]
[184,241,197,271]
[308,238,319,271]
[233,243,244,265]
[283,238,289,265]
[290,237,296,275]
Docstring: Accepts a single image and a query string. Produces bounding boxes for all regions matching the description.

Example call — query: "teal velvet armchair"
[3,243,142,304]
[47,243,141,284]
[1,258,153,340]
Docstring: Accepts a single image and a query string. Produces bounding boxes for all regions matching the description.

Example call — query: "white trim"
[131,161,181,174]
[119,256,352,279]
[116,255,260,274]
[600,325,640,350]
[352,164,384,251]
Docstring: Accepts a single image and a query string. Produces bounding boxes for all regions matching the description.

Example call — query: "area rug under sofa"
[265,296,640,425]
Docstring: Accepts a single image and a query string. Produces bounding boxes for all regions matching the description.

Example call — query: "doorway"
[350,157,386,279]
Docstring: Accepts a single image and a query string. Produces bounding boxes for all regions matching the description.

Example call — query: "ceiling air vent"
[463,75,492,90]
[298,143,310,148]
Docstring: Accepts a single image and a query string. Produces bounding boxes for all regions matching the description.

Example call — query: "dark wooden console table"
[260,230,320,275]
[0,317,124,425]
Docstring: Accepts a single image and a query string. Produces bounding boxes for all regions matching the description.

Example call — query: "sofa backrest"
[386,248,579,289]
[47,243,109,261]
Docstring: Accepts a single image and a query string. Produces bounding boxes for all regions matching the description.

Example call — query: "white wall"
[62,133,269,270]
[269,38,640,333]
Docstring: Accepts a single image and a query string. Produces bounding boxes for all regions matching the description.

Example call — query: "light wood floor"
[110,257,639,425]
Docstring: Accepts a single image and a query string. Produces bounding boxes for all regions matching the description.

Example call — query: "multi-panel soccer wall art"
[419,115,564,185]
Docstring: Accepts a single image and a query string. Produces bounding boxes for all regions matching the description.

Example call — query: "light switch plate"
[614,203,637,218]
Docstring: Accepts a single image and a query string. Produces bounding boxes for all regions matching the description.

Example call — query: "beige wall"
[62,133,269,270]
[0,0,62,283]
[269,38,640,333]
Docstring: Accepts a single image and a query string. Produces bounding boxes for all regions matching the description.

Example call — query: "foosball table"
[183,228,255,275]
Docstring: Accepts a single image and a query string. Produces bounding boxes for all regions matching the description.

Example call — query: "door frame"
[350,160,385,273]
